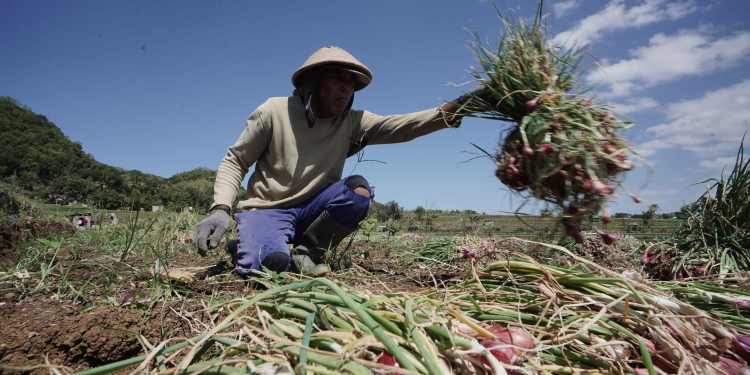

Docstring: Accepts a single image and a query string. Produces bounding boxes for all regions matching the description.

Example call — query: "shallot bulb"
[376,353,404,375]
[733,336,750,362]
[602,142,616,154]
[479,325,536,366]
[487,325,536,350]
[582,179,594,192]
[537,143,554,154]
[641,249,658,264]
[481,340,517,364]
[600,232,617,245]
[522,145,534,157]
[592,180,612,196]
[719,356,750,375]
[526,97,539,112]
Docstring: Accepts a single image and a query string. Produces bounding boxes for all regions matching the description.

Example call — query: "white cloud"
[588,29,750,97]
[609,97,659,114]
[664,1,698,19]
[636,80,750,165]
[551,0,696,47]
[552,0,580,18]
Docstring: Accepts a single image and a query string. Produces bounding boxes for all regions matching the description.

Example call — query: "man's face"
[317,68,356,118]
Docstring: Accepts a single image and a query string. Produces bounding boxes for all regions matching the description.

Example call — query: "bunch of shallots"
[458,4,633,242]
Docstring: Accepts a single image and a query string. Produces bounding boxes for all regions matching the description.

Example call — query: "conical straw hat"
[292,46,372,91]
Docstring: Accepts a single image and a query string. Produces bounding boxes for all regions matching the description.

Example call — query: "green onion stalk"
[642,138,750,278]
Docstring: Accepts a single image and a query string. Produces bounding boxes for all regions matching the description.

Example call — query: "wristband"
[211,204,231,215]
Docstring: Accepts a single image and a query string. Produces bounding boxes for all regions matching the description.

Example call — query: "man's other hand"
[194,209,231,255]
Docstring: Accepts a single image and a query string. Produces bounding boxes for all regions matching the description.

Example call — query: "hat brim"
[292,62,371,91]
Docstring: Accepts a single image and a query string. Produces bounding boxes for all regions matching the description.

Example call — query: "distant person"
[195,46,472,277]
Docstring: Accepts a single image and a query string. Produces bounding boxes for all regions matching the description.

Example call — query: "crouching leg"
[293,175,372,273]
[233,209,296,277]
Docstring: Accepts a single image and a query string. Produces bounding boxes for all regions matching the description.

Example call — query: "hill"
[0,96,215,210]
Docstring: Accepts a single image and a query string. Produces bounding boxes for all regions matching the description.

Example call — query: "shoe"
[260,251,291,272]
[292,253,331,276]
[294,210,355,271]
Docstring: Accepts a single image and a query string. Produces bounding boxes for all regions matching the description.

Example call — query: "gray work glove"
[194,208,231,255]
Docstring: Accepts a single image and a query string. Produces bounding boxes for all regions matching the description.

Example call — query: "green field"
[434,214,674,239]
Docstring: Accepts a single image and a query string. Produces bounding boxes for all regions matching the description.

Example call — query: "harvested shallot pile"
[457,4,633,242]
[78,246,750,375]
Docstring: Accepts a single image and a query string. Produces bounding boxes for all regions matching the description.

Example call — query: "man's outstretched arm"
[354,91,476,146]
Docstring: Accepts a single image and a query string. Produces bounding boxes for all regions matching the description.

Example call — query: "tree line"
[0,97,217,210]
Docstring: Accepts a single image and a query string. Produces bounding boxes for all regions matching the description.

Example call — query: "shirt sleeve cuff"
[438,106,462,128]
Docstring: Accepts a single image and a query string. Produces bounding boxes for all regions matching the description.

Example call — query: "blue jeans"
[233,175,371,276]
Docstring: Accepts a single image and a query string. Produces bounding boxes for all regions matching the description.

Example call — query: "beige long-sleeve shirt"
[211,96,455,211]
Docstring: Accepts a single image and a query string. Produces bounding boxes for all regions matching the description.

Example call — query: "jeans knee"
[260,250,291,272]
[258,245,290,269]
[235,239,290,274]
[330,194,370,228]
[351,194,370,215]
[345,175,372,197]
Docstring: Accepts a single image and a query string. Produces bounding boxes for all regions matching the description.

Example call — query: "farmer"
[194,46,469,277]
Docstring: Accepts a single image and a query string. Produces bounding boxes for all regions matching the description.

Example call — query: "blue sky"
[2,0,748,214]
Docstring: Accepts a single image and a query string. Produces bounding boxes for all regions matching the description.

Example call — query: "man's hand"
[440,101,463,127]
[194,208,231,255]
[441,86,487,127]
